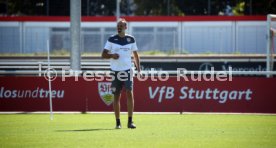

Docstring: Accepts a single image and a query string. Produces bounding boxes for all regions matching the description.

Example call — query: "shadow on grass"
[56,128,117,132]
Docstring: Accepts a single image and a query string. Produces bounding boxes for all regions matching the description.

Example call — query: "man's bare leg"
[113,93,121,129]
[126,90,136,128]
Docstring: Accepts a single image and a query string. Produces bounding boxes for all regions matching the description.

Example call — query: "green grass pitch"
[0,113,276,148]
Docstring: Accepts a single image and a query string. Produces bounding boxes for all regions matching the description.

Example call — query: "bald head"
[117,18,127,35]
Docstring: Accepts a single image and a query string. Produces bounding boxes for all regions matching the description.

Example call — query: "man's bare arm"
[101,49,119,59]
[133,51,141,72]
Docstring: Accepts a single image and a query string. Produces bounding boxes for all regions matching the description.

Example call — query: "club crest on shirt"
[127,38,131,42]
[98,82,114,106]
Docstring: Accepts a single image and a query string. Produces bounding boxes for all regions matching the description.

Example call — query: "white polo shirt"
[104,34,138,71]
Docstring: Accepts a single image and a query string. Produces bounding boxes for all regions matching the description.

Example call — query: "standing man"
[101,18,141,129]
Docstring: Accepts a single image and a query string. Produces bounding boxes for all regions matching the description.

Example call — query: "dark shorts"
[111,69,133,95]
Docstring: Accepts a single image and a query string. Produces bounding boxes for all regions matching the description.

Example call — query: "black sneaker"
[128,122,136,129]
[115,125,121,129]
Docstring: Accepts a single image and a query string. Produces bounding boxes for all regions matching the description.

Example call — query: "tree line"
[0,0,275,16]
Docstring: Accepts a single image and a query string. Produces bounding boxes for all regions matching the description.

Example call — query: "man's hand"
[136,69,144,79]
[101,49,119,59]
[111,53,119,59]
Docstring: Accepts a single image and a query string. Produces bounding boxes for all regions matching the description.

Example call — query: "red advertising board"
[0,76,275,113]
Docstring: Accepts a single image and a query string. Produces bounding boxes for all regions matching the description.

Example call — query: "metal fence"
[0,20,273,54]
